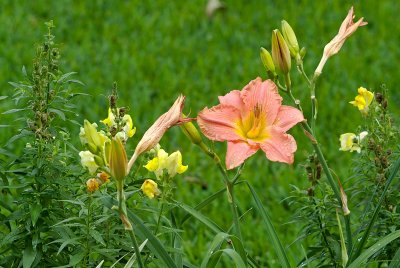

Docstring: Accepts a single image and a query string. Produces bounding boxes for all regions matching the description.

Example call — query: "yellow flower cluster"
[144,147,188,179]
[102,108,136,142]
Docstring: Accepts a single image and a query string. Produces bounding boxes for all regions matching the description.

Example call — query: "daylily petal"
[315,6,367,74]
[274,105,305,132]
[218,90,244,111]
[197,104,243,141]
[128,95,189,172]
[241,77,282,125]
[260,128,297,164]
[226,141,258,170]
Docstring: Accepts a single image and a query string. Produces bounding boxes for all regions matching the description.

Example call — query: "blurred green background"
[1,0,399,265]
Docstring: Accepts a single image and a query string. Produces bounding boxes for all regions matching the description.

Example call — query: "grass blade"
[246,181,291,268]
[178,203,224,234]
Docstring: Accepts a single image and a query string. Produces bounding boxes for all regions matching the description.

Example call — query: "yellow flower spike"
[79,151,99,174]
[141,179,161,199]
[349,87,374,115]
[101,108,116,127]
[109,137,128,182]
[86,178,100,193]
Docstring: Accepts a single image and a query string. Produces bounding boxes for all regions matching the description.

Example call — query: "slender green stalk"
[284,77,353,255]
[225,180,243,241]
[117,182,144,268]
[201,146,243,241]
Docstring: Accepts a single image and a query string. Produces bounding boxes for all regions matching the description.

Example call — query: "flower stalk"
[116,180,144,268]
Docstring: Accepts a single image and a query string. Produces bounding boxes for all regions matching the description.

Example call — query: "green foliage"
[0,2,399,267]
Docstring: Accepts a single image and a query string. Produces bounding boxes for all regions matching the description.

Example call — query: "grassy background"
[1,0,399,265]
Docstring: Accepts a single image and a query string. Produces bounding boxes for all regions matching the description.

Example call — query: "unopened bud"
[180,117,203,145]
[281,20,299,58]
[109,138,128,182]
[87,142,98,154]
[94,155,105,167]
[260,47,276,77]
[271,29,291,75]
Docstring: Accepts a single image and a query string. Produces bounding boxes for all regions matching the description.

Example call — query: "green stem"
[85,194,92,266]
[226,180,243,241]
[203,147,243,241]
[117,181,144,268]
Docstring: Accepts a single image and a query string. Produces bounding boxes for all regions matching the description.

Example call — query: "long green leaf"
[171,212,183,268]
[178,203,224,234]
[180,187,226,225]
[208,249,247,268]
[348,230,400,268]
[101,196,177,268]
[23,243,36,268]
[200,232,230,268]
[230,235,247,265]
[124,239,148,268]
[246,181,291,268]
[350,157,400,261]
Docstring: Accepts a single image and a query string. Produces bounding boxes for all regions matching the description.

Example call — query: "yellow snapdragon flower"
[141,179,161,199]
[339,131,368,153]
[79,151,99,174]
[144,148,188,179]
[101,108,116,127]
[349,87,374,115]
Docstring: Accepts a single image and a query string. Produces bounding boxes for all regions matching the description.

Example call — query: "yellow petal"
[141,179,161,199]
[144,157,159,172]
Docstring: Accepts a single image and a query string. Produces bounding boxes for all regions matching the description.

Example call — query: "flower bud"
[271,29,291,75]
[109,137,128,182]
[180,116,203,145]
[87,142,98,154]
[281,20,299,58]
[260,47,276,78]
[94,155,105,167]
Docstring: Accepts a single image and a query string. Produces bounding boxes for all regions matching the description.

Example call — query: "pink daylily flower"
[197,77,304,170]
[315,6,367,75]
[127,95,190,172]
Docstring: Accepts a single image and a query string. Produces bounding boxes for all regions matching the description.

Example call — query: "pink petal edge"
[226,141,259,170]
[197,104,243,142]
[218,90,244,111]
[274,105,305,132]
[260,128,297,164]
